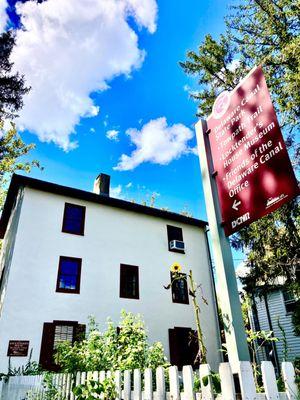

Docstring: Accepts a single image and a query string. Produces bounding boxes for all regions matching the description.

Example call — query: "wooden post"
[219,363,236,400]
[183,365,195,400]
[169,366,180,400]
[199,364,214,400]
[144,368,153,400]
[99,371,106,382]
[261,361,279,400]
[133,369,142,400]
[114,370,122,400]
[156,366,166,400]
[123,370,131,400]
[282,362,298,400]
[238,361,257,400]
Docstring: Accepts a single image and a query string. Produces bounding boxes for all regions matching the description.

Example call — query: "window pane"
[283,290,295,302]
[171,272,188,304]
[282,290,297,313]
[60,259,79,275]
[54,325,74,349]
[167,225,183,241]
[59,275,77,290]
[57,257,81,292]
[63,204,85,235]
[120,265,139,299]
[64,219,82,233]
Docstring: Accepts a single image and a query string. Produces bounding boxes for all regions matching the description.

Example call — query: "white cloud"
[190,146,198,156]
[235,260,248,279]
[11,0,157,150]
[106,129,119,141]
[213,59,241,87]
[126,182,132,188]
[114,117,194,171]
[228,59,240,72]
[110,184,122,198]
[235,259,249,290]
[103,115,109,127]
[0,0,8,33]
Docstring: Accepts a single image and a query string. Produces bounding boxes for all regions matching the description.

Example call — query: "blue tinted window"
[57,257,81,293]
[62,203,85,235]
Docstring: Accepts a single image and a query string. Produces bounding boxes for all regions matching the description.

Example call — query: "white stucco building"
[0,173,221,372]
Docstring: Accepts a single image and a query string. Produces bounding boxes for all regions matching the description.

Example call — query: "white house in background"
[249,288,300,370]
[0,173,222,372]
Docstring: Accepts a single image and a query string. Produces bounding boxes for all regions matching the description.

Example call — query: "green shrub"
[0,349,42,382]
[55,310,168,373]
[73,377,116,400]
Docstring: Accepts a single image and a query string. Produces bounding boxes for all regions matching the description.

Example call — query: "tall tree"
[0,31,30,120]
[180,0,300,297]
[0,122,40,210]
[0,30,40,233]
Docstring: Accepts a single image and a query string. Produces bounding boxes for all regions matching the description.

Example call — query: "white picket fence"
[0,361,298,400]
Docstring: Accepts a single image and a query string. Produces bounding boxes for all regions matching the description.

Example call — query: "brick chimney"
[93,173,110,197]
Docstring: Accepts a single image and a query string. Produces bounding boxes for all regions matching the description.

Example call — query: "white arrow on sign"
[232,199,241,211]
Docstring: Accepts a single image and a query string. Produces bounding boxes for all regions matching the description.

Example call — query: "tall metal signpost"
[195,66,299,372]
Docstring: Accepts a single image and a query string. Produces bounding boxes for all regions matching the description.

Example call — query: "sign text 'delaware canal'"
[207,66,299,236]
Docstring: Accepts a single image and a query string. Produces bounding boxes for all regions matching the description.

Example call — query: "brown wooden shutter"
[168,328,181,367]
[74,324,86,343]
[39,323,55,370]
[169,327,199,370]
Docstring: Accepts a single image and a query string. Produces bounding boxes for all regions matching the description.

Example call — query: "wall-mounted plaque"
[7,340,29,357]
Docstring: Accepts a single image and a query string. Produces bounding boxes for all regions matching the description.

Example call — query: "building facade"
[249,289,300,370]
[0,174,222,372]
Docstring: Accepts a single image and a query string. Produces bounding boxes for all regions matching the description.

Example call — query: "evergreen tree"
[0,31,30,120]
[0,27,39,218]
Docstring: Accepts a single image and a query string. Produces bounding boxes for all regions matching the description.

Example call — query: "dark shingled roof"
[0,174,207,238]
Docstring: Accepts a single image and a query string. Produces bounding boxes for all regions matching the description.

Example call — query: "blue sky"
[2,0,245,267]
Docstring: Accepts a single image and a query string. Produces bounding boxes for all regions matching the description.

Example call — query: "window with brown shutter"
[39,321,86,371]
[120,264,139,299]
[167,225,185,253]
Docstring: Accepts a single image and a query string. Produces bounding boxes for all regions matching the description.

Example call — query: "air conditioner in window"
[170,240,185,251]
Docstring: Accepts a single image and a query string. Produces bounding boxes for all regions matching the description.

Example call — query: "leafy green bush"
[0,349,42,382]
[294,357,300,391]
[73,377,116,400]
[26,373,60,400]
[193,372,221,394]
[55,310,168,372]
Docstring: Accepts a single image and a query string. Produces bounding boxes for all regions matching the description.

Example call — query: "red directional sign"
[206,66,299,236]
